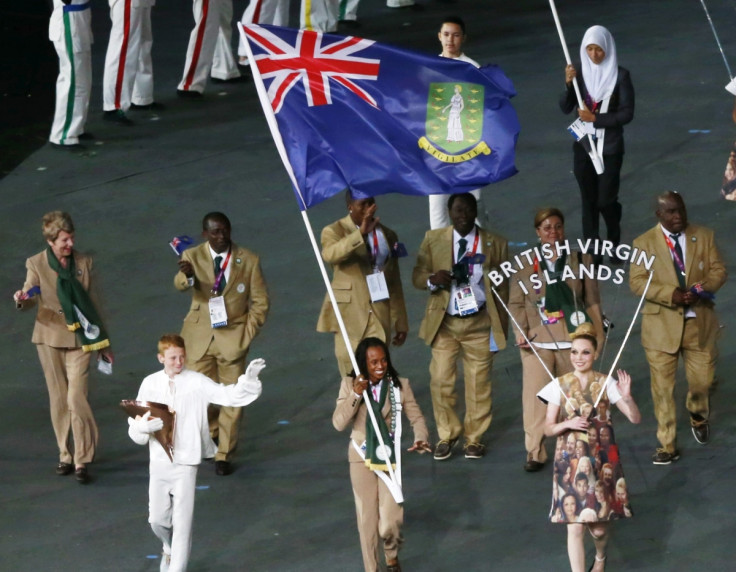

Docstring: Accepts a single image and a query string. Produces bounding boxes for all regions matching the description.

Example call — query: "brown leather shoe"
[386,558,401,572]
[524,460,544,472]
[215,461,233,476]
[691,415,710,445]
[433,439,456,461]
[75,467,89,484]
[56,462,74,476]
[464,442,485,459]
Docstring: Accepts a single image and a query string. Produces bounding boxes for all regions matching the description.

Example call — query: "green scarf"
[543,253,591,333]
[364,377,397,471]
[47,247,110,352]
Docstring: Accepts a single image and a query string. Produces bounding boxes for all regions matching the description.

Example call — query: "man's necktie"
[669,234,686,289]
[455,238,469,285]
[457,238,468,260]
[214,255,226,290]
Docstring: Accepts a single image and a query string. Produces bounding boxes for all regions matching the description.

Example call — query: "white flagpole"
[698,0,733,80]
[491,286,576,410]
[593,271,653,408]
[239,24,403,502]
[548,0,605,175]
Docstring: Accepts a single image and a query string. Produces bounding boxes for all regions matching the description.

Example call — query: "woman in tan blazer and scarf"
[333,337,431,572]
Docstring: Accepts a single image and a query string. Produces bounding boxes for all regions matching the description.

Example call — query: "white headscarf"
[580,25,618,102]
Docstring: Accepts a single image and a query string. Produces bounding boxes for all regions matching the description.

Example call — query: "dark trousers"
[573,143,624,245]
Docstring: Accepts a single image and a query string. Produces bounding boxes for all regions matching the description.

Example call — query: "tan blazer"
[18,250,97,348]
[332,377,429,455]
[508,252,604,347]
[412,226,509,348]
[630,224,727,353]
[316,215,408,344]
[174,242,269,362]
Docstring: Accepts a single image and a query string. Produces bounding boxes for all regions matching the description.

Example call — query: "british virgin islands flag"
[239,24,520,210]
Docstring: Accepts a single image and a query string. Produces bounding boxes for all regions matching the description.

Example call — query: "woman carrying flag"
[560,25,634,260]
[333,337,431,572]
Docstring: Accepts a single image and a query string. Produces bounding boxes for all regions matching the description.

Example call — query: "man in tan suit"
[175,212,269,475]
[413,193,509,460]
[317,191,408,377]
[14,211,113,484]
[630,192,726,465]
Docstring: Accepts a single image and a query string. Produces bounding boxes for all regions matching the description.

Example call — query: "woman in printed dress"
[537,323,640,572]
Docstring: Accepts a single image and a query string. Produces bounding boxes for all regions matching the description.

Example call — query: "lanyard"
[212,250,232,295]
[370,230,381,269]
[533,257,541,293]
[663,234,686,278]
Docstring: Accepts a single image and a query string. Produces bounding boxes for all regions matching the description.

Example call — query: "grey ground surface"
[1,0,736,570]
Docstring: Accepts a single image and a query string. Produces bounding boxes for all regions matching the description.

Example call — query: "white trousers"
[50,40,91,145]
[300,0,338,32]
[428,188,486,230]
[338,0,360,20]
[131,5,155,106]
[148,461,198,572]
[237,0,290,58]
[178,0,222,93]
[103,1,150,111]
[211,0,240,80]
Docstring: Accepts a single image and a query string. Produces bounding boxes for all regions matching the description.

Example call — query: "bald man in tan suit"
[630,192,726,465]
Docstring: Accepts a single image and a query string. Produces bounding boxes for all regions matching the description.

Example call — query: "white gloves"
[726,77,736,95]
[235,358,265,403]
[132,411,163,434]
[244,358,266,382]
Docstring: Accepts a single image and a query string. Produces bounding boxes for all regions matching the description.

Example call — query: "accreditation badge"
[209,296,228,328]
[367,271,389,302]
[455,286,479,316]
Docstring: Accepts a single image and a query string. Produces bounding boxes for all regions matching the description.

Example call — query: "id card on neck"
[209,296,228,328]
[455,286,479,316]
[367,271,389,302]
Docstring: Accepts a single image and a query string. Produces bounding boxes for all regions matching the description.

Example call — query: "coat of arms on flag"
[420,82,490,163]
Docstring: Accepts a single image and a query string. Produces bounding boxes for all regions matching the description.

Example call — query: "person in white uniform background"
[102,0,157,125]
[128,334,264,572]
[300,0,338,33]
[48,0,93,149]
[428,16,489,230]
[237,0,290,66]
[177,0,222,96]
[211,0,242,82]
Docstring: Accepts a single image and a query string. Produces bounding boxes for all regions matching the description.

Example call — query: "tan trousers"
[188,337,246,462]
[520,348,571,463]
[36,344,97,465]
[429,311,493,444]
[645,318,717,453]
[334,313,389,378]
[349,446,403,571]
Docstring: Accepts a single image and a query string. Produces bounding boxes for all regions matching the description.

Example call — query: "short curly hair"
[42,211,74,242]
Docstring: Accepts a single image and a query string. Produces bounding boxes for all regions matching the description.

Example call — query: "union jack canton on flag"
[240,24,520,210]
